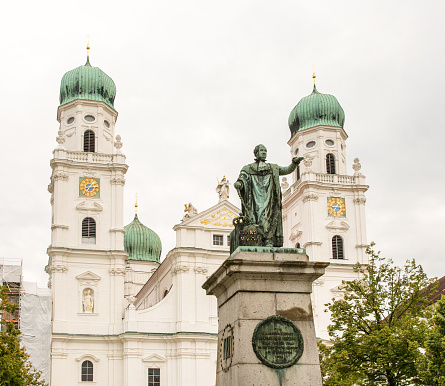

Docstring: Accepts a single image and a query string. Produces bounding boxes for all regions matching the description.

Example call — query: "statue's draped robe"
[236,161,297,247]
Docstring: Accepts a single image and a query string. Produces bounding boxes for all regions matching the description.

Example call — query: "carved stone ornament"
[280,177,289,191]
[83,168,95,178]
[194,266,209,274]
[111,177,126,186]
[183,203,198,220]
[352,158,361,172]
[303,193,319,203]
[171,265,190,275]
[313,279,324,286]
[64,127,76,137]
[50,264,68,273]
[76,271,101,286]
[53,172,69,181]
[114,135,123,151]
[76,201,103,213]
[326,220,350,231]
[56,129,66,146]
[329,190,341,198]
[353,197,367,205]
[109,268,126,276]
[103,129,112,141]
[303,154,315,168]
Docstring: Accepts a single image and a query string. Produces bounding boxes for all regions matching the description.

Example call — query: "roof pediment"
[142,354,165,362]
[76,271,101,283]
[174,200,240,230]
[326,220,350,231]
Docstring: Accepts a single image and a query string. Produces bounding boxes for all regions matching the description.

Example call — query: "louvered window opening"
[296,164,301,180]
[81,360,93,382]
[326,153,336,174]
[84,130,95,152]
[82,218,96,244]
[332,235,344,259]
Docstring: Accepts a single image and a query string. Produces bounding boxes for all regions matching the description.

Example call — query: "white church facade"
[45,55,368,385]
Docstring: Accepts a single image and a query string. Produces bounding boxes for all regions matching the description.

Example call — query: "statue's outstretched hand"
[234,181,242,190]
[292,156,304,164]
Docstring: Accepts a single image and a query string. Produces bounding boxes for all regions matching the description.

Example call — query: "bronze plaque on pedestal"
[252,315,304,369]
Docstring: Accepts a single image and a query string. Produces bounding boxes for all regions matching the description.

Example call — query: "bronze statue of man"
[234,144,303,247]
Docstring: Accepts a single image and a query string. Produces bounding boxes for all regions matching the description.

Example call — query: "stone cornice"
[57,99,118,122]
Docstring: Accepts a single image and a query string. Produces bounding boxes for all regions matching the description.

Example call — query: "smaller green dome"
[288,85,345,137]
[124,215,162,262]
[59,57,116,110]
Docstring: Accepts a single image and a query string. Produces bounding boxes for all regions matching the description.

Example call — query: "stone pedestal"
[202,247,329,386]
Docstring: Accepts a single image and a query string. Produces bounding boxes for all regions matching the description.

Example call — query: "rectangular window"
[213,235,224,246]
[223,336,232,359]
[148,368,160,386]
[227,235,231,246]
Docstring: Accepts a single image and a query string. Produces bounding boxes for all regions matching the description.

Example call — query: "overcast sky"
[1,0,444,287]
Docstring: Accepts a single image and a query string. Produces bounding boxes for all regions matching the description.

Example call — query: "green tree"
[418,294,445,385]
[0,286,47,386]
[319,244,434,386]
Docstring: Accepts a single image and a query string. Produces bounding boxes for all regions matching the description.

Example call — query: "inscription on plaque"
[252,315,304,369]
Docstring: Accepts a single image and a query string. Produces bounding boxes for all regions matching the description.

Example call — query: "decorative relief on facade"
[302,193,319,203]
[83,168,96,178]
[194,266,208,274]
[76,201,103,213]
[76,271,101,286]
[313,279,324,286]
[64,127,76,137]
[109,268,126,276]
[171,265,190,275]
[200,208,236,227]
[326,220,350,231]
[111,177,126,186]
[303,154,315,169]
[50,264,68,273]
[82,288,94,313]
[47,180,53,193]
[53,172,69,181]
[103,129,113,141]
[289,227,302,242]
[329,190,341,198]
[353,197,366,205]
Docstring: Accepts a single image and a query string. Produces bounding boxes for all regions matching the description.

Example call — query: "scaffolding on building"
[0,257,23,331]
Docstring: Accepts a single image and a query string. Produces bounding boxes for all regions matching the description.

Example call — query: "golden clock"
[327,197,346,217]
[79,178,100,197]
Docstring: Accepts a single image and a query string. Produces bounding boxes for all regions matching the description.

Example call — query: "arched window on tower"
[326,153,336,174]
[81,360,93,382]
[82,217,96,244]
[332,235,344,259]
[83,130,95,152]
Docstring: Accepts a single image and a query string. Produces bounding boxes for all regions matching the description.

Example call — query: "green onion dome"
[288,85,345,137]
[124,215,162,262]
[59,57,116,110]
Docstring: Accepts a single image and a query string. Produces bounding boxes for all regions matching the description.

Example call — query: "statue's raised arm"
[232,144,303,250]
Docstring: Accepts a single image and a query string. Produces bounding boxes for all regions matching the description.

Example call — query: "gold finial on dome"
[312,64,316,85]
[135,193,138,214]
[86,34,91,58]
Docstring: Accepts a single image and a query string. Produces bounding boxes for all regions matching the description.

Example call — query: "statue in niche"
[83,289,94,313]
[233,144,303,247]
[216,175,230,201]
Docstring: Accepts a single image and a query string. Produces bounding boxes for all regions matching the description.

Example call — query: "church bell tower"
[282,76,369,339]
[46,48,128,385]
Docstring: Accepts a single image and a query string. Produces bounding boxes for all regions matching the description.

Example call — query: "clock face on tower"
[327,197,346,217]
[79,178,100,197]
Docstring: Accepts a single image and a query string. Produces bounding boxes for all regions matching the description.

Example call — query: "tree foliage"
[0,286,47,386]
[319,244,434,386]
[417,294,445,385]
